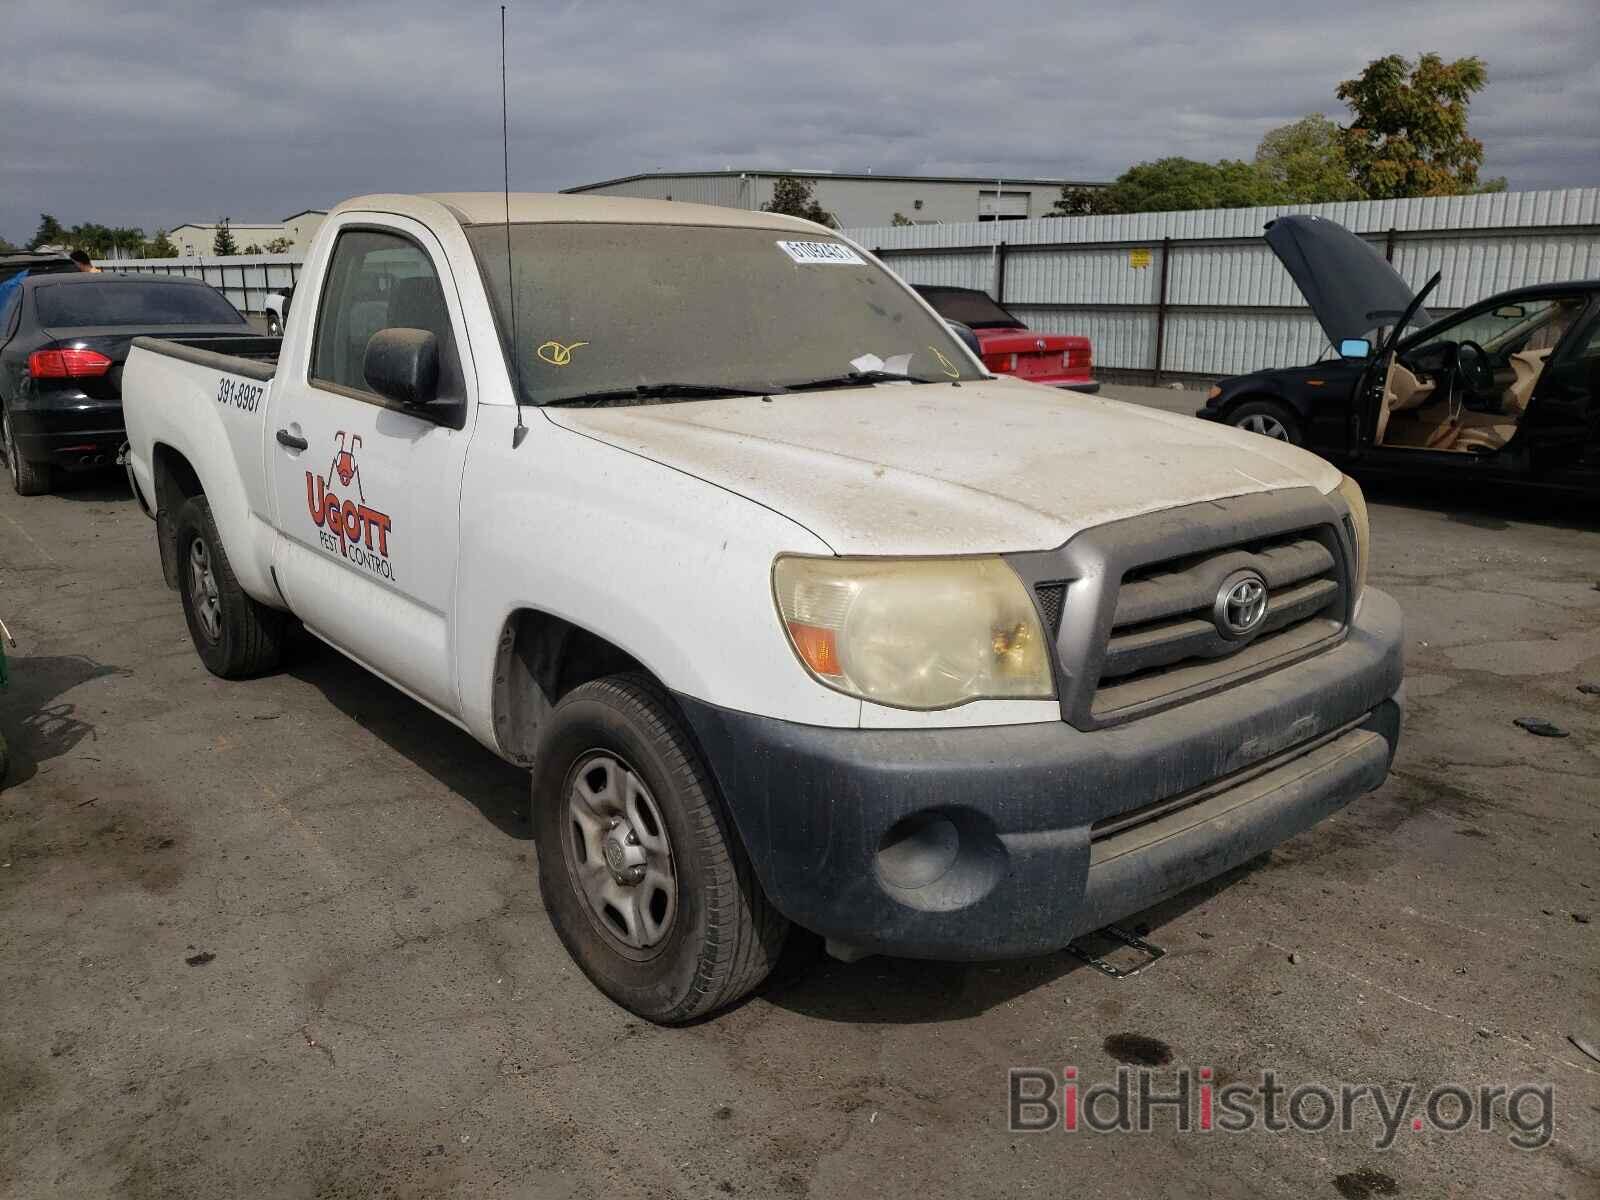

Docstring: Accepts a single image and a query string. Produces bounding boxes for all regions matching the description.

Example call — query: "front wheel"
[1226,399,1303,446]
[265,312,283,337]
[531,674,788,1023]
[174,495,287,678]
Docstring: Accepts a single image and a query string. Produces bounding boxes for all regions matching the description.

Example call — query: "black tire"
[2,402,53,496]
[1225,398,1303,446]
[174,495,287,678]
[265,313,282,337]
[531,673,787,1023]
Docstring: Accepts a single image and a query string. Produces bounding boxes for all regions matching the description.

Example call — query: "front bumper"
[679,587,1403,961]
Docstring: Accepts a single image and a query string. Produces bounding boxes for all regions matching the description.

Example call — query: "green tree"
[1093,157,1286,214]
[1336,53,1490,198]
[67,222,114,256]
[264,236,294,253]
[890,211,915,227]
[107,227,147,260]
[212,218,239,256]
[1254,115,1362,203]
[146,229,179,258]
[243,243,264,254]
[762,177,835,227]
[1050,185,1117,217]
[28,213,67,250]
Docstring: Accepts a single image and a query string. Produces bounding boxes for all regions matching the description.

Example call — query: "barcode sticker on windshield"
[777,240,866,266]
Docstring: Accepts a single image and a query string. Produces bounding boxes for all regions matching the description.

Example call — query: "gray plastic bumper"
[677,588,1404,961]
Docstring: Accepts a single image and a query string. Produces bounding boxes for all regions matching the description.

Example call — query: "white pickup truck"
[122,193,1403,1022]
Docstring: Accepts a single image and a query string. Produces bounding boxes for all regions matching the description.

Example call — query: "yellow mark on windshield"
[537,340,589,367]
[928,345,960,379]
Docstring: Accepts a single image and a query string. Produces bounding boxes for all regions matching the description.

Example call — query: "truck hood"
[1264,214,1428,345]
[543,378,1342,555]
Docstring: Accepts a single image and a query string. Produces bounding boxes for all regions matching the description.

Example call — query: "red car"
[914,285,1096,392]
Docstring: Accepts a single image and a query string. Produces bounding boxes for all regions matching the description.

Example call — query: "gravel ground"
[1,392,1597,1199]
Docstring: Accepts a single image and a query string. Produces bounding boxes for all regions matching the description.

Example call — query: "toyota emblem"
[1214,571,1268,640]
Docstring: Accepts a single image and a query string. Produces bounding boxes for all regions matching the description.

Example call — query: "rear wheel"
[2,403,53,496]
[174,495,287,678]
[531,674,787,1023]
[1226,398,1303,446]
[265,312,283,337]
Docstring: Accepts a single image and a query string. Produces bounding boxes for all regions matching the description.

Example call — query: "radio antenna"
[502,4,528,448]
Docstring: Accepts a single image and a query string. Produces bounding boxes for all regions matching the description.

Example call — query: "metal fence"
[92,255,303,315]
[848,188,1600,384]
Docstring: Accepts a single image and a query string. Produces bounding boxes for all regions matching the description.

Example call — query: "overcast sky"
[4,0,1597,244]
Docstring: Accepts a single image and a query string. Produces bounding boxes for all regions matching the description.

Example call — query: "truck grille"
[1091,532,1344,718]
[1008,490,1358,731]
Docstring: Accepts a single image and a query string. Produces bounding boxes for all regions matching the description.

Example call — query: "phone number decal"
[216,375,264,413]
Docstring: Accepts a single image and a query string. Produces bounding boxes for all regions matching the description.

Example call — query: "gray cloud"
[4,0,1597,244]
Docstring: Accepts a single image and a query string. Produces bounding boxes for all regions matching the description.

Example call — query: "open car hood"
[1264,214,1428,345]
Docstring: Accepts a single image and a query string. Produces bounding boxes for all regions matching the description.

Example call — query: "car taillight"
[984,353,1017,372]
[28,348,114,378]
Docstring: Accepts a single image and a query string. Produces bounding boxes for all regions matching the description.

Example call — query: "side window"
[310,228,464,404]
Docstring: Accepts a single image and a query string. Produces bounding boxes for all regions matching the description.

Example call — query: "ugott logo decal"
[305,431,396,581]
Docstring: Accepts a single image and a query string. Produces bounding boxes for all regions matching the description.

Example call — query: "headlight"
[773,556,1055,710]
[1335,473,1369,604]
[1206,385,1222,400]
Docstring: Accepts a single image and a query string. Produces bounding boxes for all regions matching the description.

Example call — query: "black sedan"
[1199,215,1600,493]
[0,273,250,494]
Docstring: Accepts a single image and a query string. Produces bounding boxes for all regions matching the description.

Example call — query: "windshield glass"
[34,280,245,328]
[915,287,1024,329]
[466,223,981,404]
[1408,296,1586,358]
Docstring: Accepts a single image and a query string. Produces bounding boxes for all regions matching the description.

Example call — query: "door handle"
[275,428,308,451]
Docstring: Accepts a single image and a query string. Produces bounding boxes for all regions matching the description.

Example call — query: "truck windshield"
[465,222,982,405]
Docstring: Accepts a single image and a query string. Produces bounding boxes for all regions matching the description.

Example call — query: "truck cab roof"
[335,192,824,233]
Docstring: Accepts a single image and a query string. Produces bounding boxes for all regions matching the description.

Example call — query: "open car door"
[1347,273,1442,458]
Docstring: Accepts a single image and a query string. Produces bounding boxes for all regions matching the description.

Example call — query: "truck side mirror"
[1338,337,1372,360]
[364,328,439,407]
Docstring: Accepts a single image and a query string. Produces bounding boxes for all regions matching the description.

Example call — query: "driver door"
[266,217,478,714]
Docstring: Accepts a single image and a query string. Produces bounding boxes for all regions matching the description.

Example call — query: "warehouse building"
[167,209,327,257]
[561,170,1102,228]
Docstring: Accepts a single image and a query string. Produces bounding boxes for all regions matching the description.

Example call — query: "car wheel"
[1,403,53,496]
[174,494,287,678]
[265,313,282,337]
[1227,399,1303,446]
[531,673,788,1024]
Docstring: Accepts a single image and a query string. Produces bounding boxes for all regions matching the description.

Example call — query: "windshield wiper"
[783,369,943,391]
[544,382,775,407]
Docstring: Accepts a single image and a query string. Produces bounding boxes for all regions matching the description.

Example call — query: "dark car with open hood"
[0,272,261,495]
[1199,214,1600,494]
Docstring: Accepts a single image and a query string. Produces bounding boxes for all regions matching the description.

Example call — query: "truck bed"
[129,334,281,382]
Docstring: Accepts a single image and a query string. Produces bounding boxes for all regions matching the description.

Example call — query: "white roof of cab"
[331,192,825,233]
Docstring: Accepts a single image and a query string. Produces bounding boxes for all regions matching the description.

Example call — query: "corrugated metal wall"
[98,255,302,314]
[850,188,1600,381]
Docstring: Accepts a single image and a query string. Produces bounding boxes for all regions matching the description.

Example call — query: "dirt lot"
[2,394,1597,1199]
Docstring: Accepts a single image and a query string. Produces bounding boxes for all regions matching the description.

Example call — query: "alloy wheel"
[1238,413,1290,440]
